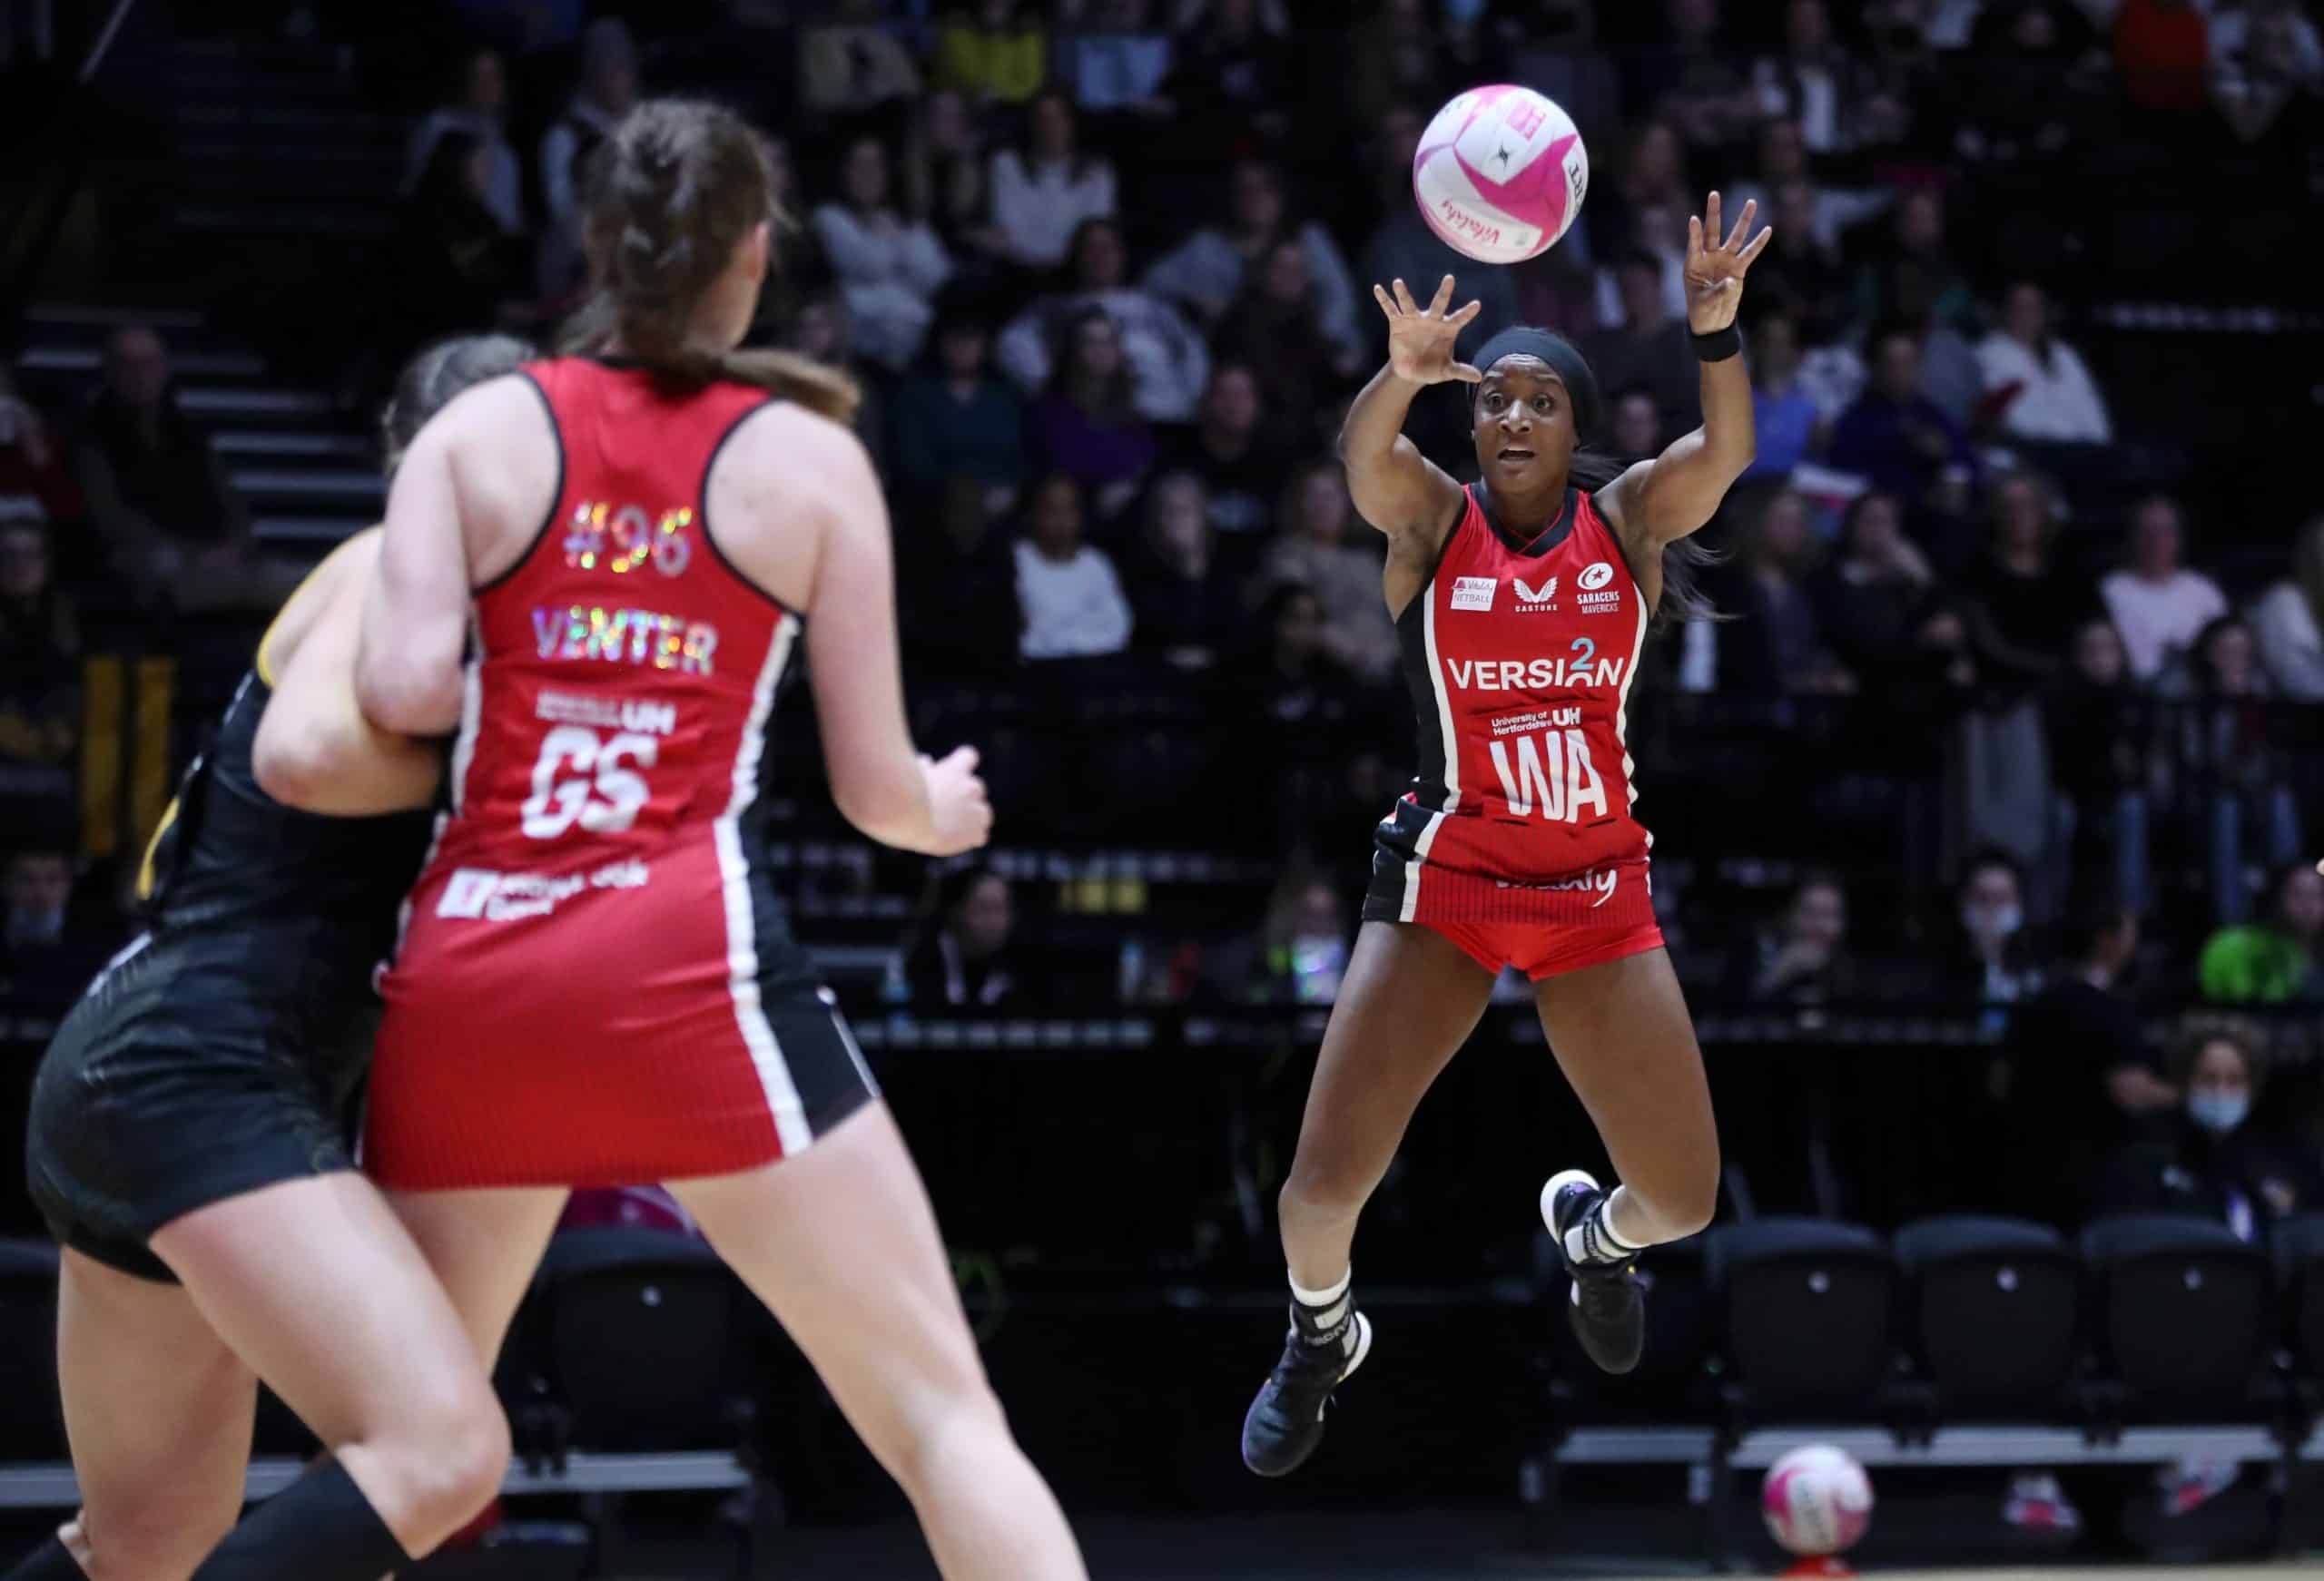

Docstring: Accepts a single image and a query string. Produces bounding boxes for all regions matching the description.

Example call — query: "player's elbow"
[355,653,459,738]
[252,719,357,812]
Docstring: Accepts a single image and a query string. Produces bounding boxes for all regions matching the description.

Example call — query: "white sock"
[1564,1188,1646,1266]
[1289,1267,1353,1341]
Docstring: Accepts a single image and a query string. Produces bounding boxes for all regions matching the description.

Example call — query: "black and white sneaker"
[1541,1168,1645,1376]
[1240,1311,1374,1477]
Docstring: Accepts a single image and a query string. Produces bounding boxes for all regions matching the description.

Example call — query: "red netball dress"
[363,358,876,1191]
[1360,483,1665,978]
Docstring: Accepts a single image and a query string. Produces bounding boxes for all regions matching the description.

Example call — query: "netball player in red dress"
[352,102,1085,1580]
[1243,195,1771,1476]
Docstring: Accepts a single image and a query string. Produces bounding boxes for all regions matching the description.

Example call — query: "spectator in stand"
[539,20,638,241]
[2095,1016,2308,1232]
[934,0,1048,105]
[1159,362,1284,551]
[2252,514,2324,701]
[901,476,1022,678]
[2114,0,2211,112]
[2213,5,2324,154]
[2211,0,2324,92]
[1955,0,2101,169]
[797,0,923,113]
[1013,472,1133,660]
[1590,119,1691,265]
[1127,471,1241,671]
[1258,459,1397,683]
[1212,239,1363,437]
[1851,188,1977,335]
[783,289,888,475]
[1999,899,2165,1219]
[1143,159,1364,368]
[1718,488,1853,697]
[2199,862,2324,1004]
[1357,105,1515,373]
[890,305,1029,517]
[0,372,85,571]
[1729,869,1856,1005]
[1627,0,1757,155]
[2166,615,2304,925]
[1745,309,1823,482]
[1811,489,1975,692]
[1829,326,1974,509]
[1609,388,1664,460]
[403,45,523,235]
[1752,177,1855,347]
[1350,0,1455,127]
[1162,0,1295,152]
[1856,0,1940,159]
[2045,618,2154,918]
[1961,469,2093,687]
[905,866,1027,1007]
[0,522,80,795]
[744,134,829,334]
[1946,849,2043,1004]
[1974,280,2112,449]
[388,132,531,372]
[0,844,113,1016]
[999,218,1209,423]
[1729,116,1886,251]
[1247,581,1359,740]
[1056,0,1176,116]
[1027,309,1157,516]
[1749,0,1866,154]
[900,88,1005,261]
[990,88,1118,270]
[1583,249,1700,438]
[2100,494,2229,684]
[811,134,953,372]
[75,326,295,614]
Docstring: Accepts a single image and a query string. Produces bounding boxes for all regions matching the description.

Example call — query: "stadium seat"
[1894,1215,2079,1416]
[2082,1214,2273,1419]
[1706,1218,1896,1419]
[537,1227,746,1454]
[0,1238,63,1458]
[2270,1214,2324,1380]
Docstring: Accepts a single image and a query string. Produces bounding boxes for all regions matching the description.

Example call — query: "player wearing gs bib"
[1242,193,1773,1479]
[5,339,535,1581]
[353,100,1087,1581]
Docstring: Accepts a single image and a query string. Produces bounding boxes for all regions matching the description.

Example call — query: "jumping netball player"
[7,337,534,1581]
[1242,195,1771,1477]
[350,100,1086,1581]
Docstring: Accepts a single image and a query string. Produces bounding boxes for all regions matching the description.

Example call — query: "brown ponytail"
[562,98,858,426]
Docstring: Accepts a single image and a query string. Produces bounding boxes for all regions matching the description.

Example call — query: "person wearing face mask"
[1943,849,2041,1005]
[2094,1019,2307,1238]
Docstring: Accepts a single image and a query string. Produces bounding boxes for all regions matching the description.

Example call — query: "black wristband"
[1692,324,1742,362]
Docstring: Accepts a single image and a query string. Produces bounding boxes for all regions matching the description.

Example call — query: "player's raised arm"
[1597,193,1771,548]
[1338,275,1478,540]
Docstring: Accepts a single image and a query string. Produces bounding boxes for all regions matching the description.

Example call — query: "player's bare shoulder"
[705,398,884,609]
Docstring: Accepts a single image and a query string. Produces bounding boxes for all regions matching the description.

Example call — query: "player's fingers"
[1374,282,1399,318]
[1393,277,1420,315]
[1738,225,1775,269]
[945,744,981,773]
[1688,213,1705,260]
[1450,361,1484,384]
[1429,274,1457,315]
[1450,299,1484,327]
[1704,189,1722,240]
[1724,197,1758,255]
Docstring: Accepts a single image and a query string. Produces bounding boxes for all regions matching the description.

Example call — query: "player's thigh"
[1531,948,1718,1195]
[55,1248,256,1576]
[1288,920,1496,1189]
[149,1171,502,1449]
[665,1103,993,1478]
[387,1186,569,1368]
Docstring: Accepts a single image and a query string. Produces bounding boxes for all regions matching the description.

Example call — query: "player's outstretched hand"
[920,745,993,856]
[1684,191,1772,335]
[1375,275,1483,386]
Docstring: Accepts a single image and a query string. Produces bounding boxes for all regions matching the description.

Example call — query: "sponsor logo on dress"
[1578,561,1614,590]
[1492,865,1620,908]
[1450,575,1498,612]
[437,860,651,921]
[1514,575,1558,609]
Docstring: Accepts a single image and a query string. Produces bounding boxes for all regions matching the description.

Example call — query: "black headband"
[1472,327,1600,440]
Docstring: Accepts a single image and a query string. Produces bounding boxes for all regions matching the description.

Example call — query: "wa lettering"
[1487,728,1609,823]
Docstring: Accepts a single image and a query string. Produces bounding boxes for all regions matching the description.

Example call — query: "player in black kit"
[6,338,530,1581]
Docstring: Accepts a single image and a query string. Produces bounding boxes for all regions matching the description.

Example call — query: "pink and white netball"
[1761,1444,1876,1558]
[1411,85,1588,266]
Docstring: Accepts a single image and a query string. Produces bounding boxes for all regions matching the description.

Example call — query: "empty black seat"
[1707,1218,1895,1416]
[538,1227,742,1452]
[1895,1215,2079,1415]
[2082,1214,2271,1419]
[0,1238,64,1458]
[2270,1213,2324,1374]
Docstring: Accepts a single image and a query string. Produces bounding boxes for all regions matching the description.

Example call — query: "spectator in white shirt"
[1141,159,1363,364]
[812,135,954,371]
[1975,280,2113,446]
[1750,0,1864,152]
[2251,514,2324,702]
[998,217,1209,421]
[1014,473,1134,659]
[540,21,638,235]
[405,47,525,235]
[990,88,1118,269]
[2101,495,2230,683]
[2212,0,2324,93]
[1058,0,1176,113]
